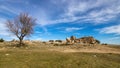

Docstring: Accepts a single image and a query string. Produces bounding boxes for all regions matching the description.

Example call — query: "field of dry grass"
[0,41,120,54]
[0,41,120,68]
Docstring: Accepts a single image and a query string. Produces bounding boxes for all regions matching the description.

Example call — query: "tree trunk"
[19,38,23,46]
[20,39,22,45]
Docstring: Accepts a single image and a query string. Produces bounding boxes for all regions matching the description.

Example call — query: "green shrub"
[96,40,100,44]
[42,41,46,43]
[0,38,4,42]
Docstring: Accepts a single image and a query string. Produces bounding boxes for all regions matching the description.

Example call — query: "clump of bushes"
[102,43,108,45]
[42,41,46,43]
[96,40,100,44]
[0,38,4,42]
[54,43,59,46]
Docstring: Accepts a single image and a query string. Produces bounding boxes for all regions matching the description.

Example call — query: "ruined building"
[66,36,100,45]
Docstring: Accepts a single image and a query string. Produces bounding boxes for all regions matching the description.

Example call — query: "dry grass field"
[0,42,120,68]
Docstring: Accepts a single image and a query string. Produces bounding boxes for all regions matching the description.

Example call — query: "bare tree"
[6,13,36,46]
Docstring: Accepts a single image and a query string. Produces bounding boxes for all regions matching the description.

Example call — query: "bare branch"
[6,13,36,46]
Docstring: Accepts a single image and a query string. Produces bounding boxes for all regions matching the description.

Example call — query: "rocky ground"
[0,41,120,54]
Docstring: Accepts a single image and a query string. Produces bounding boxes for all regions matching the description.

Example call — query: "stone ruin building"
[66,36,100,45]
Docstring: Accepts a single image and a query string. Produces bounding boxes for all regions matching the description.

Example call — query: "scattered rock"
[26,47,28,49]
[5,54,10,56]
[93,55,97,57]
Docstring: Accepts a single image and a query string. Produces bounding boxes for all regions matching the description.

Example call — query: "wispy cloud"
[0,0,120,44]
[0,4,21,16]
[65,27,83,32]
[0,18,17,40]
[110,36,120,40]
[65,0,120,24]
[0,0,35,17]
[99,24,120,35]
[38,0,120,25]
[0,18,8,35]
[1,0,119,26]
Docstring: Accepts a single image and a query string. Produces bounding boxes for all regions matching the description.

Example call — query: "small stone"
[5,54,10,56]
[93,55,97,57]
[26,47,28,49]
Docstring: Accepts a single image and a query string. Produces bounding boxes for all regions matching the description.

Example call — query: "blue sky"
[0,0,120,44]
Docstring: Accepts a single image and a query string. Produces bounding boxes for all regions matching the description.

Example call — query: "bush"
[42,41,47,44]
[54,43,59,46]
[102,43,108,45]
[96,40,100,44]
[0,38,4,42]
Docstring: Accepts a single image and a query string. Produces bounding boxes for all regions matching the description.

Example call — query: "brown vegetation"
[0,41,120,54]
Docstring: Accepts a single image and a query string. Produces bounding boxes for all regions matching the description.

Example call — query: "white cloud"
[0,18,8,35]
[65,27,83,32]
[0,0,120,26]
[0,5,21,15]
[110,37,120,40]
[0,18,17,40]
[64,0,120,24]
[34,38,42,41]
[56,26,83,32]
[39,16,88,26]
[39,0,120,25]
[99,24,120,35]
[105,36,120,44]
[30,35,42,41]
[0,0,34,17]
